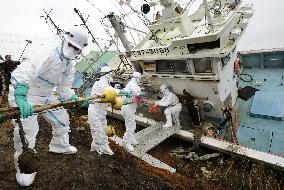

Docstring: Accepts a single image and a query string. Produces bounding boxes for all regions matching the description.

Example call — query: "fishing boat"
[35,0,283,171]
[88,0,284,171]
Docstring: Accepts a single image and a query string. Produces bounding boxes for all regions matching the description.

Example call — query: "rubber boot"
[49,128,77,154]
[163,114,173,128]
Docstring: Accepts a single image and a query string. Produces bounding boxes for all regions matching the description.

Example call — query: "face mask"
[62,40,80,60]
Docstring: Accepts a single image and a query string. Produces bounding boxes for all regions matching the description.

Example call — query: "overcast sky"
[0,0,283,59]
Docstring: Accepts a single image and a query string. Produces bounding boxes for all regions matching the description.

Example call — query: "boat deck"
[236,68,284,155]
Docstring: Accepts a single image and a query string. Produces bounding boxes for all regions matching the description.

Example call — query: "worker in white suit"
[121,72,142,152]
[88,66,115,155]
[155,84,182,128]
[8,27,88,186]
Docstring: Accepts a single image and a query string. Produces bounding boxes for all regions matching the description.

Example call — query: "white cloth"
[88,75,114,155]
[8,47,77,186]
[156,90,182,128]
[121,78,141,151]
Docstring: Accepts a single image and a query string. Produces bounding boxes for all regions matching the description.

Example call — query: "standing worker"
[154,84,182,128]
[120,72,142,152]
[0,55,20,104]
[88,66,115,155]
[8,27,88,186]
[2,55,21,90]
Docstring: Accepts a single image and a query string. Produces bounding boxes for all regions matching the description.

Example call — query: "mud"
[149,138,284,190]
[0,107,283,189]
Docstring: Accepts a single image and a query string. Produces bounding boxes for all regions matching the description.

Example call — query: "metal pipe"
[18,40,32,61]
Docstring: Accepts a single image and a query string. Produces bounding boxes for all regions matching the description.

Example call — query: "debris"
[198,153,222,161]
[105,125,116,136]
[200,167,213,178]
[170,147,222,161]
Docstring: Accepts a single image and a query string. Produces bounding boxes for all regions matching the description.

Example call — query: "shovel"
[16,117,40,174]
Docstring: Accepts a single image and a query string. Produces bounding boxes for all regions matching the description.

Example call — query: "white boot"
[16,170,36,187]
[99,145,114,155]
[163,114,173,128]
[49,145,77,154]
[122,132,135,152]
[172,113,181,127]
[14,150,37,187]
[91,142,114,155]
[49,128,77,154]
[49,142,77,154]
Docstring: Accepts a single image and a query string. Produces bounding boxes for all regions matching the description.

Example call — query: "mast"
[107,12,142,72]
[203,0,214,32]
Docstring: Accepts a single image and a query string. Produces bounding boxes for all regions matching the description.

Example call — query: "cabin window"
[156,60,188,73]
[141,61,156,72]
[156,60,173,72]
[193,57,212,73]
[187,38,220,53]
[171,60,188,73]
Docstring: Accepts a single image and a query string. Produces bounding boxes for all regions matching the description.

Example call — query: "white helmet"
[100,66,112,73]
[100,66,113,82]
[64,27,88,50]
[132,72,142,84]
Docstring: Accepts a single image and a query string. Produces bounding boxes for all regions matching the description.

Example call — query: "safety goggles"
[68,43,80,52]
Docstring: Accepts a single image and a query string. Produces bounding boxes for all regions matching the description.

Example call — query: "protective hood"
[61,40,80,60]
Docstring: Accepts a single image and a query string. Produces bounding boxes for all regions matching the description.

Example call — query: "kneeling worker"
[154,84,182,128]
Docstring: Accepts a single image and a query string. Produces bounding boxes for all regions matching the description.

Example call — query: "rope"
[237,73,253,83]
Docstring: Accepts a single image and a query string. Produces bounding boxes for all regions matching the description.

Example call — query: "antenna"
[40,9,63,36]
[73,8,103,51]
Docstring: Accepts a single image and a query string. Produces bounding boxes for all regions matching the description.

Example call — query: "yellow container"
[112,97,124,110]
[101,88,117,103]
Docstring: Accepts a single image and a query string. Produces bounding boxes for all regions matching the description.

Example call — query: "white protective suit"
[8,27,88,187]
[88,66,114,155]
[121,72,142,152]
[155,84,182,128]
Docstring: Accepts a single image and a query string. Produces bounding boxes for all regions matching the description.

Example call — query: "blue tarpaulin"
[250,91,284,120]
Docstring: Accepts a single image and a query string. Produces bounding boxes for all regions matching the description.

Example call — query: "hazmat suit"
[155,84,182,128]
[8,27,88,187]
[121,72,142,152]
[88,66,115,155]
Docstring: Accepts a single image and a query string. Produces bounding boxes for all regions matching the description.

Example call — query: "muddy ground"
[0,107,283,190]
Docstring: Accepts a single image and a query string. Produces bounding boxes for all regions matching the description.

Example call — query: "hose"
[237,73,253,83]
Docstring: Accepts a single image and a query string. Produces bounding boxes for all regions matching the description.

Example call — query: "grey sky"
[0,0,283,58]
[239,0,284,51]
